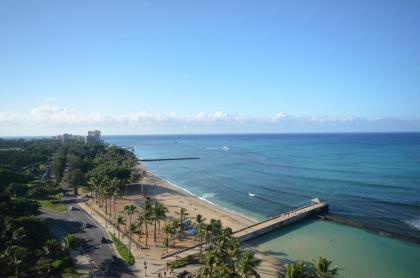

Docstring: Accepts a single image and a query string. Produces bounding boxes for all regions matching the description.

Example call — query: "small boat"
[248,193,255,197]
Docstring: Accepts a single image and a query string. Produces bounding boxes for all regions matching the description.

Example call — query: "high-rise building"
[86,130,101,143]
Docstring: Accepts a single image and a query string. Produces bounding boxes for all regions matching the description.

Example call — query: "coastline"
[143,167,260,225]
[135,162,282,275]
[135,163,258,230]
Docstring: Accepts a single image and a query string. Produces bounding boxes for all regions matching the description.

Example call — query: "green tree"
[128,223,138,252]
[279,262,309,278]
[43,239,62,257]
[124,204,138,233]
[152,201,168,243]
[312,257,338,278]
[141,209,153,246]
[63,234,79,250]
[68,168,84,196]
[1,245,26,278]
[237,250,261,278]
[179,207,188,240]
[116,215,125,240]
[194,214,206,255]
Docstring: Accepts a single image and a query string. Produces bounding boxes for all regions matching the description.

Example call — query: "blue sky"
[0,0,419,135]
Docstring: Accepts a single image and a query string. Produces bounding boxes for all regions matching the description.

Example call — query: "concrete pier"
[139,157,200,162]
[234,199,328,242]
[161,198,328,260]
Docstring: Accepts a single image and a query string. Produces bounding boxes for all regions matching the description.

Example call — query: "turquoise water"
[250,220,420,278]
[105,133,420,277]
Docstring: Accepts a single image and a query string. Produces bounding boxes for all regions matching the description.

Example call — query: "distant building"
[86,130,101,143]
[52,130,102,143]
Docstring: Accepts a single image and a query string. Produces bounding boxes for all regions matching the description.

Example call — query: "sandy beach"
[83,161,282,276]
[88,162,282,277]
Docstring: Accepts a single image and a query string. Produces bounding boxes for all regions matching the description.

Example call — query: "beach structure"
[234,198,328,242]
[161,198,328,260]
[86,130,101,143]
[139,157,200,162]
[53,130,102,143]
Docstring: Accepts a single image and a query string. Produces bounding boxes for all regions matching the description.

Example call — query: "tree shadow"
[44,217,82,238]
[101,257,136,277]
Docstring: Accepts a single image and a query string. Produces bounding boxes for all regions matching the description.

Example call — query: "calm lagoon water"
[249,220,420,278]
[105,133,420,277]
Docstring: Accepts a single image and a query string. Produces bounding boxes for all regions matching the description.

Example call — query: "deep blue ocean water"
[104,133,420,240]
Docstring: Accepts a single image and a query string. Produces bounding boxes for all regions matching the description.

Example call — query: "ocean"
[104,133,420,277]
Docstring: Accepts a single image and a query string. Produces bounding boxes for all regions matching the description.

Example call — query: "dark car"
[85,223,95,228]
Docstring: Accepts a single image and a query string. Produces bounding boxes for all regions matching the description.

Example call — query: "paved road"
[40,186,135,277]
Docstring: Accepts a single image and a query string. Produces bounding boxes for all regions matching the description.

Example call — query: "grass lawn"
[39,199,67,212]
[63,267,81,278]
[110,233,135,265]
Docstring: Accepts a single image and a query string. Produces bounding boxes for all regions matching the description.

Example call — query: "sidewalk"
[79,201,178,278]
[70,249,105,277]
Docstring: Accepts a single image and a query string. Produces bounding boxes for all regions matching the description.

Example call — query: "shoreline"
[145,167,261,225]
[135,163,258,230]
[135,162,282,275]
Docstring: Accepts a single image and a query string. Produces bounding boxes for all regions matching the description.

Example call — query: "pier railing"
[161,198,328,260]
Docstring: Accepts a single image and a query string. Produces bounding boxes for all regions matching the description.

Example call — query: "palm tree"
[122,206,129,230]
[279,261,309,278]
[141,209,153,246]
[87,177,98,201]
[136,213,145,242]
[110,178,120,219]
[116,215,125,240]
[163,223,174,251]
[139,170,146,195]
[194,214,206,255]
[237,250,261,278]
[171,219,180,249]
[99,177,110,215]
[43,239,62,257]
[128,223,138,252]
[63,234,79,250]
[11,227,27,246]
[152,201,168,243]
[143,196,153,211]
[312,257,338,278]
[179,207,188,240]
[125,204,138,233]
[157,202,168,230]
[1,245,25,278]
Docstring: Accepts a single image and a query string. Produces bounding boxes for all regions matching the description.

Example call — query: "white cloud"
[0,103,419,135]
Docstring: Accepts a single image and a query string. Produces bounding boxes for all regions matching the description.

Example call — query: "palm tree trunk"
[145,222,148,246]
[154,220,157,243]
[113,197,116,220]
[129,233,132,251]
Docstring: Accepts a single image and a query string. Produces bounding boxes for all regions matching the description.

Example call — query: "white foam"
[202,192,215,199]
[165,179,197,197]
[142,165,259,223]
[205,146,230,151]
[198,197,217,206]
[405,218,420,231]
[248,193,256,197]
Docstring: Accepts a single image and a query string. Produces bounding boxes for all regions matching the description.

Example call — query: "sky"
[0,0,419,136]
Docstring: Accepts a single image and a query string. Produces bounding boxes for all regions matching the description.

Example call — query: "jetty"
[139,157,200,162]
[161,198,328,260]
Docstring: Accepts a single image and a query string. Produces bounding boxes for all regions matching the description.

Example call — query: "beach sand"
[85,162,281,277]
[134,162,281,276]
